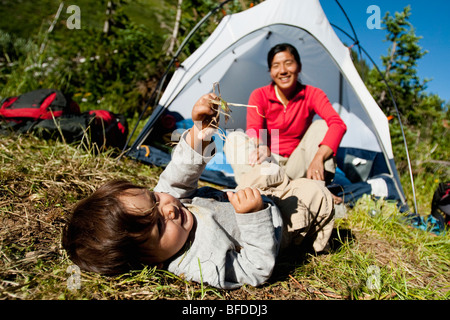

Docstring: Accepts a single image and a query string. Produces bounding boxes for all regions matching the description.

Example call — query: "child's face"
[119,189,195,263]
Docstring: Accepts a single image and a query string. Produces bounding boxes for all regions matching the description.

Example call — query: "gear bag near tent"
[127,0,409,209]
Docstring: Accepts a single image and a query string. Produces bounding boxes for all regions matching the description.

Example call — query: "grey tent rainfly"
[125,0,410,212]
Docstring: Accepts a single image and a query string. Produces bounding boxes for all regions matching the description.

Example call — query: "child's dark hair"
[62,180,157,275]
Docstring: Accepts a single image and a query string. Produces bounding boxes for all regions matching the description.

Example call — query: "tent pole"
[331,23,419,215]
[356,46,418,215]
[338,72,343,113]
[334,0,363,63]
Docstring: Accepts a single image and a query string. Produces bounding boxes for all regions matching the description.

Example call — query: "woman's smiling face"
[119,189,194,263]
[270,50,301,95]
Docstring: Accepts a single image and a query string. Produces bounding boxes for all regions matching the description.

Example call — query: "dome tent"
[127,0,408,208]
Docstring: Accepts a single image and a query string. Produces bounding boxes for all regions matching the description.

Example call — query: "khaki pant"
[224,120,335,252]
[224,120,336,185]
[235,163,334,252]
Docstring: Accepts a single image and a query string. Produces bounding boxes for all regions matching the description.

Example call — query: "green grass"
[0,134,449,300]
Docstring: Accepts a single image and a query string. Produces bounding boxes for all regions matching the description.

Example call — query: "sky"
[319,0,450,104]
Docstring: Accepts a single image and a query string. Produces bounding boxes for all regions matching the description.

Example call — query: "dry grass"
[0,134,449,300]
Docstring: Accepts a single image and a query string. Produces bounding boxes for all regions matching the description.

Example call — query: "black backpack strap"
[431,182,450,224]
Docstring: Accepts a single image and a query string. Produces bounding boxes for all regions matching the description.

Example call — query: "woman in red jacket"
[225,43,347,191]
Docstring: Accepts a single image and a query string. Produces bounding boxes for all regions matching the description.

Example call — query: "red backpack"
[0,88,80,122]
[1,89,128,151]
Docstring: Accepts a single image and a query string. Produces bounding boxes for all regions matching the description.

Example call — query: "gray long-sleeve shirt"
[154,132,283,289]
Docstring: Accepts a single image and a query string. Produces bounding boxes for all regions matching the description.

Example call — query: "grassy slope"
[0,134,448,300]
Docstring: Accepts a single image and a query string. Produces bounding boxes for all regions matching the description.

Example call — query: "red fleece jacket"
[246,83,347,157]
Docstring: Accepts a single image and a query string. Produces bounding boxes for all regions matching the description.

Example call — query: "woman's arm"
[309,87,347,181]
[247,89,271,165]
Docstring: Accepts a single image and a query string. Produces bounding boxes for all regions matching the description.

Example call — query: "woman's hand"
[307,145,333,181]
[249,145,271,165]
[227,187,264,213]
[307,157,325,181]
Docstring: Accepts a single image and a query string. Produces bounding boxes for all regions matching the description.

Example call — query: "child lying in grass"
[62,93,335,289]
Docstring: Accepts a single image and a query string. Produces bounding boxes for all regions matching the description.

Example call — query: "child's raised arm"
[154,93,219,198]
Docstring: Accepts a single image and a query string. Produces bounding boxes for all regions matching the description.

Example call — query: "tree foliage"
[367,6,428,118]
[0,1,166,116]
[0,0,262,116]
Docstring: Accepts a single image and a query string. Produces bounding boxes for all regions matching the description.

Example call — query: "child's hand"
[227,188,264,214]
[188,93,219,150]
[192,93,219,131]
